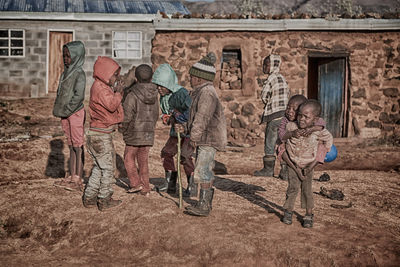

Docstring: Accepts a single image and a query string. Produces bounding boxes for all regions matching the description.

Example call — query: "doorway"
[308,55,348,137]
[47,31,73,94]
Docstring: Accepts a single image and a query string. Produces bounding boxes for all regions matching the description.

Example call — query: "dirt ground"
[1,97,400,266]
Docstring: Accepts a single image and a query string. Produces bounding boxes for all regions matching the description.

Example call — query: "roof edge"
[154,18,400,31]
[0,12,159,22]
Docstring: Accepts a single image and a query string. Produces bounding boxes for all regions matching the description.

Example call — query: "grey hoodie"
[53,41,86,118]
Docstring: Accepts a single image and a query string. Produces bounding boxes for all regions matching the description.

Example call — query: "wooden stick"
[177,133,183,209]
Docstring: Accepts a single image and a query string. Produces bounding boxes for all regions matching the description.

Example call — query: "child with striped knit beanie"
[175,52,227,217]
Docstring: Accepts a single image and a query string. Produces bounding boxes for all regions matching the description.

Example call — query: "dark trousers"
[283,165,314,212]
[161,136,195,176]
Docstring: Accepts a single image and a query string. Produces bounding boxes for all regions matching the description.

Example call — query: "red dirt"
[1,98,400,266]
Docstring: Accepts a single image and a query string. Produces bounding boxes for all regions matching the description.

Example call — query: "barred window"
[112,31,141,59]
[0,29,25,57]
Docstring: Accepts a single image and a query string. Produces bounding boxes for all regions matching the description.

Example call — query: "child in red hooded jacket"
[82,56,124,211]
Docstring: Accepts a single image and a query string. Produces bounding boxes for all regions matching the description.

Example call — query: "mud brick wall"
[152,31,400,142]
[0,20,154,98]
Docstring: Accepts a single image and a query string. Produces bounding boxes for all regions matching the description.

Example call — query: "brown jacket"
[120,83,159,146]
[188,82,227,151]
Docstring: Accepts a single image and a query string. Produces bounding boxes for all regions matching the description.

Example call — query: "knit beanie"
[189,52,217,81]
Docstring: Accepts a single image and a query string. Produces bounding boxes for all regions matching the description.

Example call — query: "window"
[112,31,141,59]
[0,29,25,57]
[220,48,242,90]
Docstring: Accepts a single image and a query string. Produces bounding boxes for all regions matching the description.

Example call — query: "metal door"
[318,58,345,137]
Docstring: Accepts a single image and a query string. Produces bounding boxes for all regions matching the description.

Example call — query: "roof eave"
[0,12,159,22]
[154,18,400,31]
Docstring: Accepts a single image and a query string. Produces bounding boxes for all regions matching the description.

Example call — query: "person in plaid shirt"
[254,54,290,177]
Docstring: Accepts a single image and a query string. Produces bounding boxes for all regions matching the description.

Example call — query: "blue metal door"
[318,58,345,137]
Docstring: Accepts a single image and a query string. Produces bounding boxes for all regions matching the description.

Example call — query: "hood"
[151,63,183,93]
[268,54,281,74]
[93,56,120,85]
[62,41,85,81]
[132,83,158,105]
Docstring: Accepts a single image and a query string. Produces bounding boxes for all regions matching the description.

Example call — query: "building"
[151,17,400,140]
[0,0,189,98]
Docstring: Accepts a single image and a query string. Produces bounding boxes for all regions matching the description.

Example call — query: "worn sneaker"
[82,195,97,208]
[302,214,314,228]
[282,211,293,225]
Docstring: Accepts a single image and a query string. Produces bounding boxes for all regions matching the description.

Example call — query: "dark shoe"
[254,157,275,177]
[282,210,293,225]
[82,195,97,208]
[157,171,173,192]
[167,171,177,194]
[97,195,122,211]
[318,172,330,182]
[185,188,214,217]
[302,214,314,228]
[278,163,289,181]
[183,173,198,197]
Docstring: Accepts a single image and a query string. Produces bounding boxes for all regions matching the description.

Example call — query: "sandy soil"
[0,97,400,266]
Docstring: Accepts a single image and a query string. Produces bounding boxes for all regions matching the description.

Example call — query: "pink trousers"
[124,145,151,192]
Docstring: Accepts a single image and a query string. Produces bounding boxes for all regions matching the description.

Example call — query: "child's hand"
[292,129,303,138]
[300,128,313,137]
[112,80,125,93]
[174,123,185,134]
[161,114,170,125]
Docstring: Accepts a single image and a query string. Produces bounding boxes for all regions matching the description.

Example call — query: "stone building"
[0,0,188,98]
[152,18,400,142]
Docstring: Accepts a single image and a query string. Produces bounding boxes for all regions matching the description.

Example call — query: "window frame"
[112,31,142,59]
[0,29,25,58]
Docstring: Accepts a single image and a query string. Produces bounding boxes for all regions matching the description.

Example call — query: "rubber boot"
[82,195,97,208]
[183,173,198,197]
[278,162,289,181]
[254,156,275,177]
[167,171,177,194]
[158,171,172,192]
[185,188,214,217]
[97,194,122,211]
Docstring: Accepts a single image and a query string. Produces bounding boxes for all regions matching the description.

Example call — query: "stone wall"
[0,20,155,98]
[151,30,400,142]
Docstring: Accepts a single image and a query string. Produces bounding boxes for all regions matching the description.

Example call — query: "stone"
[353,108,370,116]
[365,120,381,128]
[367,102,382,111]
[230,80,241,90]
[352,88,366,98]
[382,88,399,98]
[237,116,248,128]
[228,102,240,112]
[241,103,255,116]
[379,112,392,123]
[288,39,299,48]
[360,127,381,138]
[231,118,241,129]
[352,42,367,50]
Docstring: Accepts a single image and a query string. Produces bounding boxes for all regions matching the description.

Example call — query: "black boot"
[185,188,214,216]
[254,156,275,177]
[167,171,177,194]
[158,171,173,192]
[278,162,288,181]
[183,173,198,197]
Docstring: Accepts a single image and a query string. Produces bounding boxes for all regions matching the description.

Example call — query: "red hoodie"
[89,56,124,130]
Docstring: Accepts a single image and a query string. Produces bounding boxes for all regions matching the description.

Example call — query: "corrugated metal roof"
[0,0,189,14]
